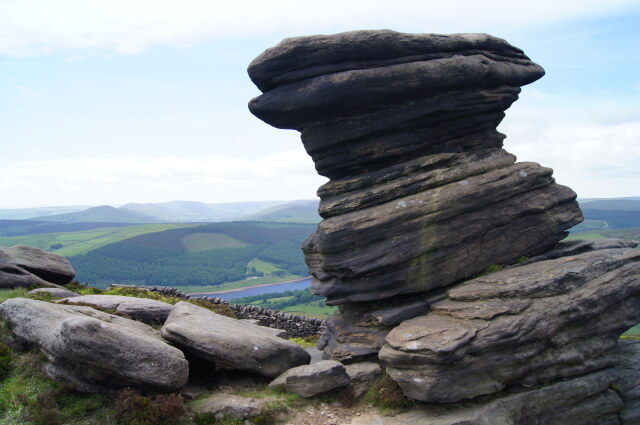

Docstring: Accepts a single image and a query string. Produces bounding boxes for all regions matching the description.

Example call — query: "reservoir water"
[191,277,312,301]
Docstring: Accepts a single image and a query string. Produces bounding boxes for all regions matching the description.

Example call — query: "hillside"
[31,205,158,223]
[0,219,141,237]
[571,198,640,231]
[120,200,288,221]
[244,200,321,223]
[68,221,315,287]
[0,223,198,256]
[0,205,92,220]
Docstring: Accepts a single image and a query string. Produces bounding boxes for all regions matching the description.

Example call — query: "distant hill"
[572,198,640,232]
[0,220,142,237]
[31,205,158,223]
[244,200,321,223]
[119,200,287,222]
[578,199,640,211]
[3,200,321,224]
[0,206,93,220]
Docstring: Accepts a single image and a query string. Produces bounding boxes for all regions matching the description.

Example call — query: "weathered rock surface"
[161,301,309,377]
[0,298,188,391]
[193,394,268,420]
[317,293,437,362]
[349,369,621,425]
[344,361,382,399]
[58,294,174,324]
[379,248,640,402]
[248,29,639,419]
[0,245,75,286]
[28,287,80,298]
[618,339,640,425]
[248,30,582,366]
[249,31,581,307]
[282,360,350,398]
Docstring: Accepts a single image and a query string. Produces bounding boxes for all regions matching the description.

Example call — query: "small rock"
[28,287,80,299]
[285,360,350,398]
[57,295,174,324]
[194,394,268,419]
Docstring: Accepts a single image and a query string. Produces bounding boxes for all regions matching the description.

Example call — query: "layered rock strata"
[248,30,583,361]
[379,248,640,402]
[248,29,640,420]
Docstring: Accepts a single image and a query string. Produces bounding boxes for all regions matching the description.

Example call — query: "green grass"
[623,324,640,337]
[248,259,284,274]
[565,232,606,240]
[181,232,250,252]
[281,302,337,319]
[0,288,29,304]
[180,274,304,294]
[567,227,640,246]
[0,224,198,257]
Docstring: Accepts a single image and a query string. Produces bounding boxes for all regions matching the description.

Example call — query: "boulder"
[28,287,80,298]
[0,245,75,286]
[161,301,309,377]
[344,361,382,399]
[57,294,174,324]
[617,339,640,425]
[193,394,268,420]
[379,248,640,402]
[283,360,350,398]
[0,298,188,392]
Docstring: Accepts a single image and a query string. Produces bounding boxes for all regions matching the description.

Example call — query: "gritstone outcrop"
[248,30,640,423]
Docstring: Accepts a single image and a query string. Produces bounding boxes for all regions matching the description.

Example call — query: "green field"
[567,227,640,245]
[248,258,284,274]
[180,274,305,294]
[0,223,198,256]
[181,232,250,252]
[624,324,640,337]
[281,302,337,319]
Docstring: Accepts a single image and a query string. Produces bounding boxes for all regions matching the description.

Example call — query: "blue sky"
[0,0,638,208]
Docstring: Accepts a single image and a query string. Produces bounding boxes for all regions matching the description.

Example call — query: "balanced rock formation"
[248,30,583,362]
[248,30,640,422]
[0,245,75,288]
[0,298,188,392]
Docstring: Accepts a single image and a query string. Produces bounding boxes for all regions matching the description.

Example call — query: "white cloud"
[500,91,640,198]
[0,150,327,208]
[1,0,638,55]
[16,85,32,93]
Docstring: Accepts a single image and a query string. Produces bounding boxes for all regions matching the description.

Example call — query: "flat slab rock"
[0,245,75,286]
[193,394,268,420]
[349,369,621,425]
[380,248,640,403]
[161,301,309,377]
[0,298,188,392]
[57,294,174,324]
[28,287,80,299]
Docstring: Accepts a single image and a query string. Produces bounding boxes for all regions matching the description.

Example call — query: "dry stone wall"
[108,284,324,338]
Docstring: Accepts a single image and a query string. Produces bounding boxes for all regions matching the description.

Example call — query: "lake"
[191,277,312,301]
